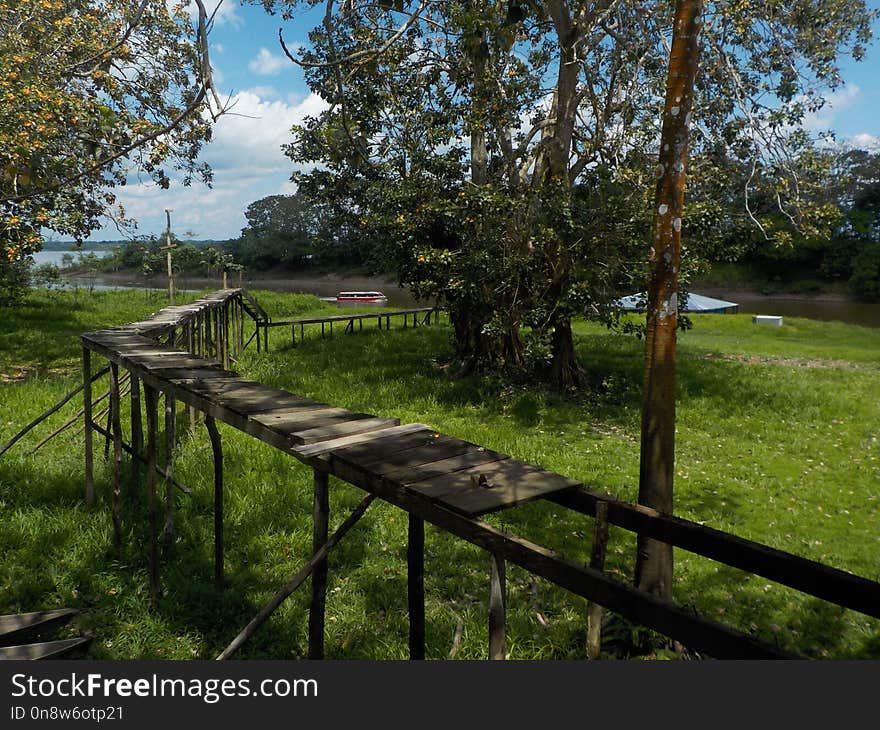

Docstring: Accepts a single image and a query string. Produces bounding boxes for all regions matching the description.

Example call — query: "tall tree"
[0,0,227,301]
[635,0,703,600]
[257,0,874,387]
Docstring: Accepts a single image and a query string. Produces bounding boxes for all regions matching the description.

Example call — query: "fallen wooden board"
[0,609,78,647]
[0,637,92,660]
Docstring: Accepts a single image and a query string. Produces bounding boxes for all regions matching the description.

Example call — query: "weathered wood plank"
[290,416,400,445]
[328,428,446,465]
[0,609,78,647]
[205,416,224,590]
[292,423,433,459]
[379,446,509,484]
[0,637,92,660]
[404,459,580,517]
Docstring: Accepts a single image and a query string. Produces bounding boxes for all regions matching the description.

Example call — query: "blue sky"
[87,1,880,243]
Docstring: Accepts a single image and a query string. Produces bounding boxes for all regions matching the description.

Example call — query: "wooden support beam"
[164,393,176,550]
[489,553,506,660]
[0,362,109,460]
[587,501,609,660]
[309,469,329,659]
[327,457,796,659]
[109,364,124,553]
[84,349,94,506]
[546,487,880,620]
[205,416,224,589]
[408,515,425,660]
[144,385,161,604]
[130,375,143,492]
[216,494,375,661]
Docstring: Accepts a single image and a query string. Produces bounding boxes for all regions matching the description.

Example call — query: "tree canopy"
[258,0,875,385]
[0,0,226,302]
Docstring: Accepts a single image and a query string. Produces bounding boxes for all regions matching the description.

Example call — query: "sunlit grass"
[1,291,878,659]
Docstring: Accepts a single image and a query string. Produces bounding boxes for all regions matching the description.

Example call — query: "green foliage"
[1,0,220,293]
[848,244,880,301]
[262,0,875,385]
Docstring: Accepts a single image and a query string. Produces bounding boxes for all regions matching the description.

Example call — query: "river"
[28,252,880,327]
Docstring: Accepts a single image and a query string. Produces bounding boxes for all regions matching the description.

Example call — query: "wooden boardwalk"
[77,289,880,660]
[265,306,441,348]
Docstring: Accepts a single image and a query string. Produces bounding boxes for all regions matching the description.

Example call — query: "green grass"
[1,289,878,659]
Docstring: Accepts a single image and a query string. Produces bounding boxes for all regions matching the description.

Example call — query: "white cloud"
[801,84,861,132]
[92,90,328,241]
[847,133,880,152]
[248,47,289,76]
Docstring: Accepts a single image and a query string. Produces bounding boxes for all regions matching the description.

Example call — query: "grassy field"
[1,288,878,659]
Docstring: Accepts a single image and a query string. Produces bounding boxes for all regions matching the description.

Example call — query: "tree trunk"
[635,0,703,600]
[547,318,581,390]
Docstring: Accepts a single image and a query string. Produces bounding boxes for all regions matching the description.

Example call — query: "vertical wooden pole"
[408,514,425,660]
[205,416,224,589]
[587,501,610,660]
[264,319,268,352]
[186,324,197,431]
[224,305,230,367]
[144,385,161,604]
[109,364,123,553]
[309,468,329,659]
[256,322,261,353]
[83,348,94,506]
[489,553,506,660]
[163,393,177,550]
[130,375,143,494]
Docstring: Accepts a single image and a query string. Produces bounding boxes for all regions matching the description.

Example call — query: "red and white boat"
[334,291,388,306]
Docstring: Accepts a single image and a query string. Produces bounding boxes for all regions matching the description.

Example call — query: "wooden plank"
[328,428,447,466]
[290,416,400,445]
[251,408,367,436]
[326,455,796,659]
[0,637,91,660]
[292,423,433,459]
[378,445,509,484]
[546,487,880,620]
[173,378,322,415]
[0,609,78,647]
[403,459,580,517]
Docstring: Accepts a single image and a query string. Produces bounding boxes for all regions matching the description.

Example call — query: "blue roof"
[617,292,738,313]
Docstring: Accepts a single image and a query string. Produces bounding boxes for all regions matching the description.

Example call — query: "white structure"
[617,292,739,314]
[753,315,784,326]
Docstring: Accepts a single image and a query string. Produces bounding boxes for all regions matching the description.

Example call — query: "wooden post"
[205,416,224,589]
[408,515,425,660]
[264,319,269,352]
[292,325,296,347]
[587,501,610,660]
[321,322,325,339]
[489,553,506,660]
[163,393,176,550]
[109,364,123,551]
[144,385,161,604]
[83,348,94,506]
[256,322,261,353]
[129,375,143,493]
[309,468,329,659]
